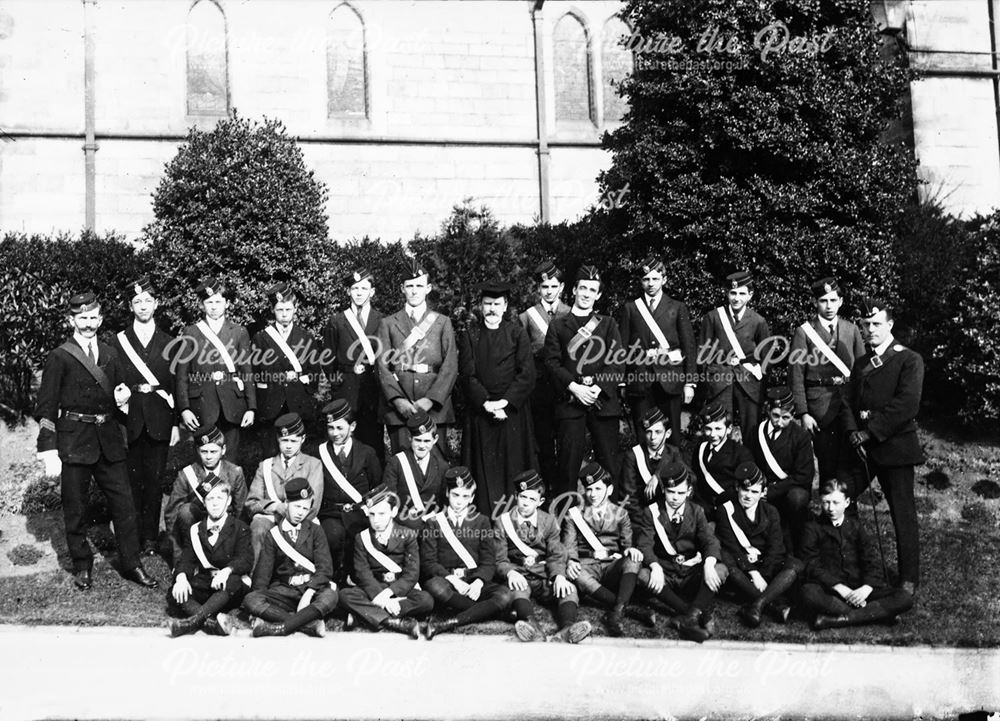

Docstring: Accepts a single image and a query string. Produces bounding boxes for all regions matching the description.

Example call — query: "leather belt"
[64,411,109,424]
[324,502,356,512]
[804,378,847,387]
[131,383,159,393]
[397,363,438,373]
[340,363,369,375]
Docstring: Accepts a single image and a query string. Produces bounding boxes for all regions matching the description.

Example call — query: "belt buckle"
[832,376,846,385]
[285,370,298,382]
[94,413,108,425]
[412,363,428,373]
[343,503,354,512]
[859,410,870,421]
[210,370,225,382]
[353,363,366,375]
[581,376,594,386]
[522,554,538,567]
[382,572,396,583]
[137,383,152,394]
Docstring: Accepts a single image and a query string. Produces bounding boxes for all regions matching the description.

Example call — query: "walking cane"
[857,445,890,580]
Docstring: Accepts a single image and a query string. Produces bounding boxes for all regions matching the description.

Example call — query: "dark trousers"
[424,576,513,624]
[244,583,339,620]
[555,411,620,499]
[126,430,169,546]
[848,461,920,586]
[639,562,729,613]
[711,384,760,443]
[530,382,560,492]
[168,572,247,617]
[320,509,367,578]
[61,458,141,572]
[338,585,434,628]
[629,386,682,447]
[800,583,913,620]
[813,422,841,483]
[217,418,241,463]
[766,486,811,556]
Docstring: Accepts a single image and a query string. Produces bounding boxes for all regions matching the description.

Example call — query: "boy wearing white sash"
[251,282,319,456]
[246,413,323,559]
[164,425,247,564]
[321,268,385,463]
[315,399,382,581]
[636,462,728,643]
[747,387,815,553]
[715,462,802,629]
[697,271,771,442]
[169,476,252,637]
[113,275,179,557]
[338,486,434,638]
[495,470,593,644]
[690,402,753,514]
[519,260,571,491]
[562,463,645,637]
[245,478,338,637]
[620,407,686,520]
[420,467,513,639]
[788,277,864,481]
[382,411,448,529]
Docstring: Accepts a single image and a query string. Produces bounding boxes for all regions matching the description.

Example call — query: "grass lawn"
[2,418,998,646]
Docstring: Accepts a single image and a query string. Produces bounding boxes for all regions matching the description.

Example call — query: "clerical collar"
[872,334,894,357]
[205,316,225,333]
[483,318,501,330]
[570,306,592,318]
[516,509,538,527]
[407,302,428,321]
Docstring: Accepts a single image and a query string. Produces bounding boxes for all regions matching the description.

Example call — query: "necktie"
[519,521,536,545]
[769,427,777,441]
[547,307,554,318]
[207,523,222,545]
[289,527,298,543]
[337,448,348,465]
[356,308,365,327]
[86,342,96,363]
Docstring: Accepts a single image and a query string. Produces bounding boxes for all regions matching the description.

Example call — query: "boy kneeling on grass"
[495,470,592,644]
[715,461,802,628]
[243,477,338,638]
[636,462,728,643]
[420,466,513,639]
[800,479,913,630]
[168,476,252,637]
[338,485,434,639]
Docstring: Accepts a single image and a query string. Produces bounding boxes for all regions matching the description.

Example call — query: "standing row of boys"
[35,257,923,640]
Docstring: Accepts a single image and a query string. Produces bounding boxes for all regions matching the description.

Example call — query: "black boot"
[812,613,851,631]
[425,618,460,640]
[677,610,710,643]
[624,605,657,627]
[380,617,420,639]
[252,618,286,637]
[168,616,201,638]
[605,605,625,637]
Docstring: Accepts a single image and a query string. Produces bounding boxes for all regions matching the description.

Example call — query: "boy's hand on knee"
[172,574,191,604]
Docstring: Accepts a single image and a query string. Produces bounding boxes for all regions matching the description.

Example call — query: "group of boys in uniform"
[35,256,923,640]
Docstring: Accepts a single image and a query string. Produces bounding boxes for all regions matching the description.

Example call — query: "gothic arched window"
[186,0,229,117]
[327,3,368,118]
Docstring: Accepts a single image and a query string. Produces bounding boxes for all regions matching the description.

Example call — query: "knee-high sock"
[283,605,322,635]
[555,601,579,629]
[445,591,475,612]
[513,598,533,621]
[455,597,506,625]
[615,572,638,607]
[589,587,616,608]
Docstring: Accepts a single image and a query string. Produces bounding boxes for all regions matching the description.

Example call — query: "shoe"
[380,617,420,639]
[168,616,200,638]
[699,607,716,635]
[251,618,286,637]
[425,618,459,640]
[901,581,918,598]
[737,604,762,629]
[514,620,545,643]
[605,607,625,637]
[141,541,158,557]
[623,605,657,627]
[73,569,92,591]
[812,614,850,631]
[124,566,159,589]
[301,619,327,638]
[772,604,791,624]
[548,621,593,644]
[677,616,710,643]
[208,613,233,636]
[342,613,356,632]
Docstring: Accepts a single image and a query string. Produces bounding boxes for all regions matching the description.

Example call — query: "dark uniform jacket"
[788,316,864,427]
[494,509,568,579]
[420,511,497,584]
[619,294,696,396]
[245,453,324,522]
[561,502,633,561]
[175,319,256,426]
[174,514,253,581]
[747,420,815,496]
[543,311,624,419]
[35,338,129,463]
[251,323,319,422]
[636,499,720,573]
[801,515,886,590]
[111,324,177,442]
[698,306,771,399]
[620,443,687,513]
[322,306,384,414]
[163,461,248,534]
[840,340,925,467]
[252,519,334,592]
[383,447,449,518]
[352,522,422,599]
[314,439,382,516]
[691,438,754,511]
[376,307,458,425]
[714,500,786,577]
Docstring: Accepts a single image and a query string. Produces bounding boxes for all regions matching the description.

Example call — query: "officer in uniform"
[619,256,696,446]
[322,268,385,462]
[112,276,179,556]
[251,282,319,457]
[176,278,255,461]
[519,260,570,491]
[543,265,625,499]
[34,291,157,590]
[840,297,925,594]
[788,277,865,481]
[376,260,458,455]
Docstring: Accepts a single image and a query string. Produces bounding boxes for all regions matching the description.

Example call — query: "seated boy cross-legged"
[636,462,728,643]
[420,466,513,639]
[800,479,914,630]
[495,470,592,644]
[243,477,338,638]
[562,462,645,637]
[716,462,803,628]
[168,476,252,637]
[338,486,434,638]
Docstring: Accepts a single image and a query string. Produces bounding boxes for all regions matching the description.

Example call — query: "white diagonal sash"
[264,325,304,375]
[183,466,201,496]
[632,445,652,485]
[649,504,702,567]
[526,306,548,338]
[116,331,174,408]
[344,310,377,365]
[500,512,538,563]
[400,312,438,354]
[800,321,851,377]
[568,506,606,556]
[269,526,316,572]
[361,529,403,574]
[190,524,217,571]
[723,500,759,556]
[434,512,477,569]
[757,422,789,480]
[716,307,762,381]
[567,315,602,356]
[697,442,725,495]
[196,320,244,390]
[262,458,280,503]
[396,452,425,513]
[634,299,671,350]
[318,444,363,503]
